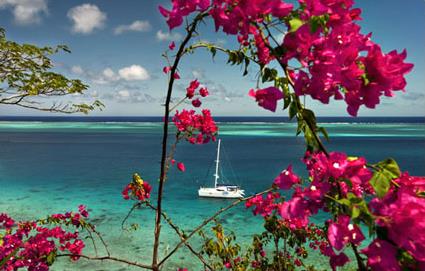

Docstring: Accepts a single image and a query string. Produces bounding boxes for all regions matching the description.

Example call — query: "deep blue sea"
[0,117,424,270]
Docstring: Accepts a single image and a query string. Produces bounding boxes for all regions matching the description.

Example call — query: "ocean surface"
[0,117,424,270]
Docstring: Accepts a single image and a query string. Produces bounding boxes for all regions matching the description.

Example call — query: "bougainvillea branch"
[152,12,208,271]
[159,187,275,267]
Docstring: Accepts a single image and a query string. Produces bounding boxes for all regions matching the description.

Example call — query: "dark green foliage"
[0,28,103,113]
[369,158,401,198]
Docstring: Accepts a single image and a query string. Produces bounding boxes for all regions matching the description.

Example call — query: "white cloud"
[118,65,150,81]
[71,65,84,75]
[0,0,48,25]
[113,20,151,35]
[117,90,130,98]
[156,30,182,41]
[102,68,119,81]
[90,65,150,84]
[67,4,106,34]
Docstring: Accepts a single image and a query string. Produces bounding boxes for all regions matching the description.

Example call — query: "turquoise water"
[0,121,424,270]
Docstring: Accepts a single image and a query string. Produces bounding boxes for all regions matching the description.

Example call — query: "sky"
[0,0,424,117]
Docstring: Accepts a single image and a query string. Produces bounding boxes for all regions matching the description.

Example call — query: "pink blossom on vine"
[0,208,88,270]
[177,162,186,172]
[0,213,15,229]
[303,151,373,197]
[327,214,364,251]
[173,72,181,79]
[278,196,311,227]
[248,87,283,112]
[191,98,202,107]
[78,205,89,218]
[274,165,300,190]
[369,178,425,262]
[361,239,400,271]
[282,1,413,116]
[199,87,209,97]
[169,41,176,50]
[159,0,210,30]
[329,252,350,271]
[209,0,292,36]
[253,30,273,64]
[163,66,172,74]
[186,79,200,99]
[158,6,183,30]
[122,180,152,202]
[173,109,218,144]
[245,192,280,217]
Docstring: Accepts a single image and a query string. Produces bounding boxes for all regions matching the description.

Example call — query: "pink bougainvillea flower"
[199,87,209,97]
[279,196,311,227]
[0,213,15,229]
[163,66,172,74]
[327,214,364,251]
[186,79,200,99]
[253,30,273,64]
[191,98,202,108]
[177,162,186,172]
[361,239,401,271]
[158,0,210,30]
[274,165,300,190]
[369,180,425,262]
[169,41,176,50]
[173,109,218,144]
[249,86,283,112]
[122,177,152,202]
[173,72,181,79]
[0,208,88,270]
[246,192,280,217]
[158,6,183,30]
[78,205,89,218]
[330,252,350,271]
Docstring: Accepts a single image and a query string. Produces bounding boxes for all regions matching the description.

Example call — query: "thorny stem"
[274,237,282,271]
[158,187,275,267]
[57,254,153,270]
[145,203,214,270]
[121,201,213,270]
[88,224,111,257]
[169,97,188,113]
[351,243,367,271]
[152,13,206,271]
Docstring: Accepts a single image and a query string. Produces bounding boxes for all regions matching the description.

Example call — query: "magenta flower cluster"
[0,206,88,271]
[159,0,413,116]
[165,79,216,145]
[285,1,414,116]
[246,151,425,270]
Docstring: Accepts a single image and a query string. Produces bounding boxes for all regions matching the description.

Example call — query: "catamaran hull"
[198,188,244,199]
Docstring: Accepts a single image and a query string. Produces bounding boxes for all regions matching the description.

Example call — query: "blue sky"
[1,0,424,116]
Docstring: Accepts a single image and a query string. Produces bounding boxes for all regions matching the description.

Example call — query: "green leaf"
[375,158,401,179]
[261,67,278,83]
[289,18,303,32]
[369,170,392,198]
[243,58,249,76]
[301,109,317,130]
[370,158,401,198]
[289,101,298,120]
[317,126,329,141]
[46,251,56,266]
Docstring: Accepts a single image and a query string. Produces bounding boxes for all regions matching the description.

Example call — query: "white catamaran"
[198,139,245,199]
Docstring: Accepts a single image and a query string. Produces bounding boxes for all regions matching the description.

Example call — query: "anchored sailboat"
[198,139,245,199]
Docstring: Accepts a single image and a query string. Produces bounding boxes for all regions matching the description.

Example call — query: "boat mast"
[214,139,221,188]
